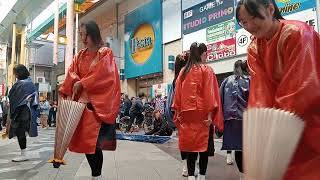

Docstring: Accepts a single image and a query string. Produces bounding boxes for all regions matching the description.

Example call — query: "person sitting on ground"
[145,110,173,136]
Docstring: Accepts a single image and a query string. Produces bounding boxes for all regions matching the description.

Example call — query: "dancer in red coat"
[236,0,320,179]
[172,43,224,180]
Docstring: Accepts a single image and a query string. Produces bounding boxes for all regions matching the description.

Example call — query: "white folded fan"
[243,108,305,180]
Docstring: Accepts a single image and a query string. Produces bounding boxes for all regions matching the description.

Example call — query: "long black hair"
[234,60,245,78]
[236,0,284,25]
[13,64,30,80]
[80,21,103,47]
[182,42,202,77]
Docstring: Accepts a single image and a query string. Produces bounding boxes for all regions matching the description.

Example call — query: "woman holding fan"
[59,21,121,180]
[236,0,320,179]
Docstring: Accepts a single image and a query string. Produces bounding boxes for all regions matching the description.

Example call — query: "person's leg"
[85,148,103,177]
[187,152,198,176]
[181,151,188,177]
[126,114,135,132]
[199,151,209,175]
[13,126,28,162]
[227,150,233,165]
[235,151,243,173]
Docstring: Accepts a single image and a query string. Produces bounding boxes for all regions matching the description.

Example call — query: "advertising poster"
[207,38,236,61]
[182,0,235,35]
[0,44,7,70]
[276,0,317,16]
[124,0,163,79]
[152,83,168,98]
[206,19,236,43]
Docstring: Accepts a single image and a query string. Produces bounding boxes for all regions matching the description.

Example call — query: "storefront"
[124,0,163,97]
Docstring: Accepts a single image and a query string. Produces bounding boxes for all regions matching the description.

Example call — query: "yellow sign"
[130,23,155,64]
[277,0,290,3]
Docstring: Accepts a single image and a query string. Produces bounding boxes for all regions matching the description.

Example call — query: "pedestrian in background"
[126,93,145,132]
[48,101,57,127]
[220,60,250,177]
[8,64,39,162]
[172,43,224,180]
[40,98,50,129]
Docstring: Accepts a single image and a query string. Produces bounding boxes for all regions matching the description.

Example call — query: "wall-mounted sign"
[124,0,163,79]
[207,38,236,61]
[130,23,155,64]
[206,19,236,43]
[276,0,317,16]
[182,0,235,35]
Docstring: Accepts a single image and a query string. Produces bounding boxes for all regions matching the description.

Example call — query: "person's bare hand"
[72,81,83,96]
[203,119,212,127]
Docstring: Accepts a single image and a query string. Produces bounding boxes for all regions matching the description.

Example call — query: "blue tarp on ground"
[116,133,171,144]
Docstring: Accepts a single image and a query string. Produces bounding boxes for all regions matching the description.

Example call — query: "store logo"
[277,0,301,14]
[237,35,248,47]
[130,23,155,64]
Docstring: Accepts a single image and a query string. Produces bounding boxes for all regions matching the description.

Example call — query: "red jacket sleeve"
[210,69,224,132]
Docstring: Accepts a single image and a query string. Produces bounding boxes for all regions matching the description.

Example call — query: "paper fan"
[48,99,85,168]
[243,108,304,180]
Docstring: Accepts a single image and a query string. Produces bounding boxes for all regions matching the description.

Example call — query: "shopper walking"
[236,0,320,179]
[172,42,224,180]
[8,64,39,162]
[59,20,120,180]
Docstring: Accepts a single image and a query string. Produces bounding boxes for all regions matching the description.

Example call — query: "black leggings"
[187,152,209,176]
[16,123,27,150]
[85,148,103,177]
[235,151,243,173]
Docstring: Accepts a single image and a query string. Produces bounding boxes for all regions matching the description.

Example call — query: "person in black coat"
[126,93,145,132]
[145,110,172,136]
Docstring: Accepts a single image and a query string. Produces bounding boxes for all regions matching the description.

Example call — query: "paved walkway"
[0,128,240,180]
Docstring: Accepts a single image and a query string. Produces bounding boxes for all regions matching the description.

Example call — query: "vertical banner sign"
[182,0,235,35]
[0,44,7,70]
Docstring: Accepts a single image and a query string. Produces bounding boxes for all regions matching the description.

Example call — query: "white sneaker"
[197,175,206,180]
[188,176,196,180]
[227,153,233,165]
[12,149,29,162]
[182,160,188,177]
[92,175,105,180]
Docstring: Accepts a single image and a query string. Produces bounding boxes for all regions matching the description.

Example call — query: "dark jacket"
[124,98,132,116]
[8,77,39,138]
[220,75,250,121]
[129,97,144,115]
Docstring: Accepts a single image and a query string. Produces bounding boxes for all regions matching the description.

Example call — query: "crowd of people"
[4,0,320,179]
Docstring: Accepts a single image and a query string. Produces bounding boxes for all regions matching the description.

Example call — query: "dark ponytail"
[182,42,201,77]
[236,0,284,25]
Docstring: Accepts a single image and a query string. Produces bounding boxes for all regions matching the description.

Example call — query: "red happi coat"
[59,47,121,154]
[247,20,320,179]
[172,64,224,152]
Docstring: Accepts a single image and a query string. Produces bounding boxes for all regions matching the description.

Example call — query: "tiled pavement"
[0,128,239,180]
